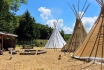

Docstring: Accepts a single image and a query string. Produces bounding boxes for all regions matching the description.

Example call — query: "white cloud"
[62,27,73,34]
[67,16,98,34]
[46,19,63,29]
[46,19,73,34]
[46,19,56,28]
[79,12,84,17]
[38,7,97,34]
[38,7,51,20]
[82,16,98,33]
[38,7,65,32]
[57,19,63,29]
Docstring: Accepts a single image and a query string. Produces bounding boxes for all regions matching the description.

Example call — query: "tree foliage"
[15,11,37,41]
[4,0,27,12]
[0,0,55,42]
[36,24,52,39]
[0,0,27,33]
[64,34,71,41]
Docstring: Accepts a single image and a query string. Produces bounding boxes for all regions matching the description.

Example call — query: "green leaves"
[0,12,19,33]
[6,0,27,12]
[15,11,36,41]
[0,0,27,33]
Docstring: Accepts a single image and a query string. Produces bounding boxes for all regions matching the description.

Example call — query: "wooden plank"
[20,52,35,55]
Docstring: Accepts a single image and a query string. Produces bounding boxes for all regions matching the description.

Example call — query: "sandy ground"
[0,47,104,70]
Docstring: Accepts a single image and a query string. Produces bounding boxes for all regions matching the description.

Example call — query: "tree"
[0,0,27,33]
[36,24,52,39]
[15,11,38,41]
[5,0,27,12]
[64,34,71,41]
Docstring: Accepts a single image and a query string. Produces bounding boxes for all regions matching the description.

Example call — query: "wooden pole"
[81,3,90,19]
[1,35,3,50]
[78,0,80,18]
[93,19,103,63]
[64,43,66,55]
[101,21,104,70]
[80,0,87,18]
[72,4,79,18]
[67,2,78,18]
[96,0,102,7]
[9,37,13,60]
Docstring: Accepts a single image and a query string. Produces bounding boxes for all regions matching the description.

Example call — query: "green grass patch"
[35,39,48,47]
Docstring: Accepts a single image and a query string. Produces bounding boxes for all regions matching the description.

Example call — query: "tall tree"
[0,0,27,33]
[5,0,27,12]
[37,24,52,39]
[0,0,27,19]
[0,12,19,33]
[15,11,38,41]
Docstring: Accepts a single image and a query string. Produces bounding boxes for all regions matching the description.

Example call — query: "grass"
[36,39,48,45]
[35,39,48,47]
[16,39,48,47]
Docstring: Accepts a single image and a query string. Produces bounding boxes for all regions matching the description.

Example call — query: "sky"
[15,0,101,34]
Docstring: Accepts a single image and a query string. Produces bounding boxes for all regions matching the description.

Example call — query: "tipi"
[73,0,104,63]
[45,21,66,48]
[61,0,90,52]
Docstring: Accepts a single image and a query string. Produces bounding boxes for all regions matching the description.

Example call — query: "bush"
[34,41,40,47]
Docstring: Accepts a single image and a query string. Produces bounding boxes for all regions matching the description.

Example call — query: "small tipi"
[73,0,104,63]
[61,0,90,52]
[45,21,66,48]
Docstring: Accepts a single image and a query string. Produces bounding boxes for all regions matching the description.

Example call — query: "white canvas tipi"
[45,21,66,48]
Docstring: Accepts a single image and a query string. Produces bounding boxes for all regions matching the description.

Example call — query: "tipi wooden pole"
[99,0,103,4]
[87,18,100,62]
[80,0,87,18]
[96,0,102,7]
[64,43,66,56]
[101,0,103,3]
[101,19,104,70]
[93,17,104,63]
[79,17,100,58]
[72,4,79,18]
[74,26,78,52]
[78,0,80,17]
[67,2,78,18]
[81,3,90,19]
[80,22,82,45]
[69,19,76,52]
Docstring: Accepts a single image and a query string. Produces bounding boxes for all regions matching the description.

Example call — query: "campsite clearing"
[0,47,104,70]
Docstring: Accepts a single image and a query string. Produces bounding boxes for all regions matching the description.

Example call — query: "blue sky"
[16,0,101,34]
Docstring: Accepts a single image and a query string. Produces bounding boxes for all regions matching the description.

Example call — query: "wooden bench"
[20,52,35,55]
[22,45,33,49]
[24,49,36,52]
[37,50,47,55]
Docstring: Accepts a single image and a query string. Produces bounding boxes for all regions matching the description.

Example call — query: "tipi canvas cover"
[45,21,66,48]
[73,0,104,63]
[61,18,87,52]
[61,0,89,52]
